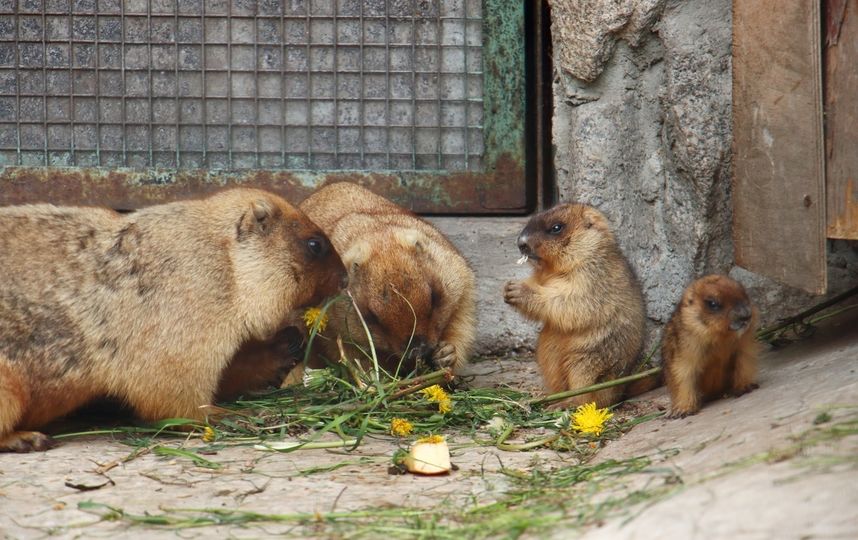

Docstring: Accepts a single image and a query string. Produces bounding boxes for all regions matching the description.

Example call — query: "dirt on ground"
[1,311,857,539]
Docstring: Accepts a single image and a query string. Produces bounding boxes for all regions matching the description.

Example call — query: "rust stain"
[827,178,858,239]
[0,164,527,214]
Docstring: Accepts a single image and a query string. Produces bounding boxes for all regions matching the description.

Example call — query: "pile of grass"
[53,290,857,461]
[56,294,662,462]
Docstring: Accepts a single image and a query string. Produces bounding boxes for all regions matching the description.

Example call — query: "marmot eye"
[307,237,325,256]
[548,223,564,235]
[705,298,722,311]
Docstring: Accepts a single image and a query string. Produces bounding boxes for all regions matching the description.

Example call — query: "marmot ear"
[238,198,275,238]
[394,229,425,252]
[342,240,372,270]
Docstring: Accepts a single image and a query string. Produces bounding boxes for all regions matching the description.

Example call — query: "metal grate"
[0,0,484,172]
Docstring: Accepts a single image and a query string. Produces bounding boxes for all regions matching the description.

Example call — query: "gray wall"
[438,0,858,357]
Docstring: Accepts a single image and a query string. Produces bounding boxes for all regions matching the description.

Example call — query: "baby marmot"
[662,274,760,418]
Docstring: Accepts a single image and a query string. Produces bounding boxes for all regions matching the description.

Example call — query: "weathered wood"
[825,0,858,240]
[732,0,827,294]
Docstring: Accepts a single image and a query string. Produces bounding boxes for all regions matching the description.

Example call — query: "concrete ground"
[582,308,858,540]
[1,309,856,539]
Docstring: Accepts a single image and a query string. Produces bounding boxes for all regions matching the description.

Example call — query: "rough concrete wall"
[551,0,858,337]
[430,217,538,355]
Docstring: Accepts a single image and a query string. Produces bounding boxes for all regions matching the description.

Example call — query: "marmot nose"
[517,234,529,254]
[730,304,752,331]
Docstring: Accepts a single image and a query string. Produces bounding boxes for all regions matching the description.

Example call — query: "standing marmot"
[298,182,476,374]
[0,189,345,452]
[504,203,646,408]
[662,275,760,418]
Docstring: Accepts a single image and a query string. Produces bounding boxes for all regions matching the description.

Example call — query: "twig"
[528,367,663,407]
[757,284,858,341]
[498,434,560,452]
[633,342,660,374]
[346,290,382,387]
[386,368,451,391]
[337,335,367,391]
[386,372,449,402]
[333,369,450,411]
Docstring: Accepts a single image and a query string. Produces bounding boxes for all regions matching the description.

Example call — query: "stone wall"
[430,0,857,357]
[550,0,858,337]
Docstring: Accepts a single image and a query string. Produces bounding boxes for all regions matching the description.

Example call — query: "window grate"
[0,0,484,172]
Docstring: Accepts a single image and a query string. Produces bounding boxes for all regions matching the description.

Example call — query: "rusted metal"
[0,158,527,214]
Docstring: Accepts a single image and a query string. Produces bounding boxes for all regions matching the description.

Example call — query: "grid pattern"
[0,0,484,171]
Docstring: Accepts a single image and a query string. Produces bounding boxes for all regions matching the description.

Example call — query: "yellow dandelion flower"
[416,434,445,444]
[202,426,216,443]
[437,398,452,414]
[390,417,414,437]
[302,307,328,333]
[422,384,449,402]
[570,402,614,436]
[422,385,453,414]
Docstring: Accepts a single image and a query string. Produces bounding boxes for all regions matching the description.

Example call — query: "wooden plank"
[732,0,827,294]
[825,0,858,239]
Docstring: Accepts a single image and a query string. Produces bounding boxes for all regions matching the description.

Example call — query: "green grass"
[73,406,858,537]
[48,295,858,538]
[52,296,660,464]
[76,452,681,538]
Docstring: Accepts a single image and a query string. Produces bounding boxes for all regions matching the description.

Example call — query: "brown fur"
[662,274,760,418]
[0,189,344,452]
[217,326,303,400]
[504,203,646,408]
[297,182,476,375]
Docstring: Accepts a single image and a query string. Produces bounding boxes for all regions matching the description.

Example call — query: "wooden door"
[732,0,827,294]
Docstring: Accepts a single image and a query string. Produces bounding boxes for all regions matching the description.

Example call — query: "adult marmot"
[504,203,646,408]
[299,182,476,375]
[0,189,344,452]
[662,274,759,418]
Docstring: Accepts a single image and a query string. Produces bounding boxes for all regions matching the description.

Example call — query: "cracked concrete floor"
[1,309,857,539]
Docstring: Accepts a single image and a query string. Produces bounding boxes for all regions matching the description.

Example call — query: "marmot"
[504,203,646,408]
[217,326,303,400]
[662,275,760,418]
[298,182,476,375]
[0,189,345,452]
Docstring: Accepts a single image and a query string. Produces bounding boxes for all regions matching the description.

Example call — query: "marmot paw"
[0,431,57,453]
[666,407,698,419]
[503,281,530,306]
[432,342,458,370]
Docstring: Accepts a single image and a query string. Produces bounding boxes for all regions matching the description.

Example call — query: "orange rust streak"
[827,178,858,240]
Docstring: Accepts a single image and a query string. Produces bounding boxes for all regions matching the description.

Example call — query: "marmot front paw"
[503,281,531,307]
[432,341,458,370]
